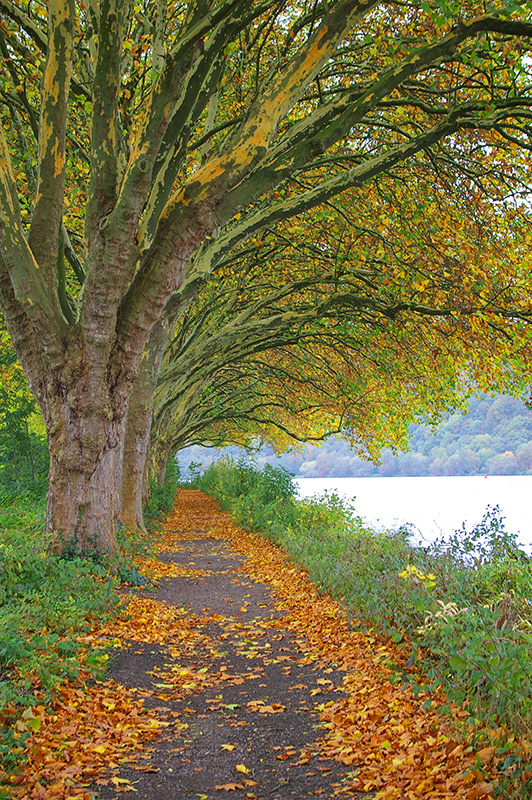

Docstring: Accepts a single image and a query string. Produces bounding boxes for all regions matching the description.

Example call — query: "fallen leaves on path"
[3,500,226,799]
[97,594,195,645]
[3,488,528,799]
[132,556,210,581]
[167,490,522,800]
[6,679,166,800]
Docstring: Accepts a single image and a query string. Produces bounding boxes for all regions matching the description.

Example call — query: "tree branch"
[0,126,65,351]
[27,0,74,288]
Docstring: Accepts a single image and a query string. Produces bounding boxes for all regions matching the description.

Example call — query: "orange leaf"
[215,783,245,791]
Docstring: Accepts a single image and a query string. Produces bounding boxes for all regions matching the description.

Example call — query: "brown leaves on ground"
[3,488,527,799]
[132,556,209,581]
[167,490,523,800]
[6,679,166,799]
[97,594,196,645]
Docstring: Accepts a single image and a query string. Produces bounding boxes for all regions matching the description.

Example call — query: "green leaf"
[449,656,468,672]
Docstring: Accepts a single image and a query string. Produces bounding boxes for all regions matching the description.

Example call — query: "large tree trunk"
[44,384,125,555]
[121,408,151,536]
[156,440,172,487]
[47,441,120,554]
[120,320,170,535]
[148,416,172,488]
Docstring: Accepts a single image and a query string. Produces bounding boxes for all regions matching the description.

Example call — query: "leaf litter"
[2,488,528,799]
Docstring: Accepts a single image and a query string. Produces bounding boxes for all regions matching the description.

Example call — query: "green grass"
[0,489,116,708]
[193,458,532,796]
[0,463,181,776]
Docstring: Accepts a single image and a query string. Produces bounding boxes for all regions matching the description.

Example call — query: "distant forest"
[177,395,532,478]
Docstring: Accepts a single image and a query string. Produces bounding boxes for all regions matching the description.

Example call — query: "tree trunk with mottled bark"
[120,321,169,535]
[36,353,127,554]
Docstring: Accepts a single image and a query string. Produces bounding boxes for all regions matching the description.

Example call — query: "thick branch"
[85,0,128,242]
[27,0,74,286]
[0,127,64,353]
[217,16,532,216]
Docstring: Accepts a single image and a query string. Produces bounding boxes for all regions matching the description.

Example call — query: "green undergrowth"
[0,463,181,772]
[144,459,181,536]
[194,458,532,796]
[0,487,117,778]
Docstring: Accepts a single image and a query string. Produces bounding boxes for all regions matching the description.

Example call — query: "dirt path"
[95,493,365,800]
[2,489,509,799]
[86,489,500,800]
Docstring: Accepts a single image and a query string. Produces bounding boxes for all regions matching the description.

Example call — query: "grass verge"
[193,457,532,798]
[0,463,180,783]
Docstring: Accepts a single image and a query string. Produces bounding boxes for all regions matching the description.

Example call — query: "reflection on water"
[295,475,532,554]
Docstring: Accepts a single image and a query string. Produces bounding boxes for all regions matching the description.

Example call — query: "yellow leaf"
[477,746,497,764]
[93,744,107,754]
[21,708,41,732]
[258,703,285,713]
[221,744,235,751]
[236,763,250,775]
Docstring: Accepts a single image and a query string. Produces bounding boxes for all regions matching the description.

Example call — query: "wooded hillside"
[178,395,532,477]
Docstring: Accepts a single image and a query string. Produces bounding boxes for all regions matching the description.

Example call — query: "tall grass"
[193,459,532,753]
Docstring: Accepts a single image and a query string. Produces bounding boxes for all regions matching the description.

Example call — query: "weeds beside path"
[5,490,517,799]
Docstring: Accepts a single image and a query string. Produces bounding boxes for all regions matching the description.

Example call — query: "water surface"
[295,475,532,554]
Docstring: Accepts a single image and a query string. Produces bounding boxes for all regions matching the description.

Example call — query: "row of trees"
[1,1,532,552]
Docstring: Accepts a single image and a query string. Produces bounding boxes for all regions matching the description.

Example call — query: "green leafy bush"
[0,328,48,495]
[144,458,181,535]
[194,457,298,533]
[0,520,118,708]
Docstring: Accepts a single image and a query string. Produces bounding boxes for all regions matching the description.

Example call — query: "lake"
[295,475,532,554]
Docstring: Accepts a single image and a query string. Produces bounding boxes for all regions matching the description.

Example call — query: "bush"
[194,457,298,535]
[0,511,118,709]
[144,458,181,535]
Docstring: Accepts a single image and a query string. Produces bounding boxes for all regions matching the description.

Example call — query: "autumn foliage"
[2,488,530,799]
[2,1,532,552]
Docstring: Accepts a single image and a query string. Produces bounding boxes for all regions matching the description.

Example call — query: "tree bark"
[121,320,169,535]
[155,437,172,488]
[121,411,150,536]
[147,408,172,488]
[47,440,119,554]
[44,383,124,555]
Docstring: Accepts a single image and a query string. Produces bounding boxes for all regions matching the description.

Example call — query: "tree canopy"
[1,0,532,550]
[191,394,532,478]
[151,170,532,467]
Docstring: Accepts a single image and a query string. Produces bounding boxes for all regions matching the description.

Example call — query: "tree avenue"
[147,179,532,483]
[1,0,532,552]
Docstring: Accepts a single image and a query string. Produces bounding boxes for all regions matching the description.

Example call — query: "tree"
[1,0,532,551]
[141,171,532,499]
